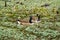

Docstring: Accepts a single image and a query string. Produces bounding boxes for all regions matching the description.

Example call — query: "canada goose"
[17,16,34,25]
[37,14,40,22]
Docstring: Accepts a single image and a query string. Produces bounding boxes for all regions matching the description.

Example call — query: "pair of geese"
[17,14,40,25]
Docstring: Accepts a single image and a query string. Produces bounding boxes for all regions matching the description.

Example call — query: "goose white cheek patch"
[17,21,21,24]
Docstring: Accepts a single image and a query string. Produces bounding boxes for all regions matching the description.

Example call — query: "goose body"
[17,16,34,26]
[17,20,34,26]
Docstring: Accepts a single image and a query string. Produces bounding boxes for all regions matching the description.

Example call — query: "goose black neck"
[29,16,32,23]
[36,14,40,21]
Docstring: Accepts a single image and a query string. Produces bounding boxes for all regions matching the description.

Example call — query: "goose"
[37,14,41,22]
[17,16,34,26]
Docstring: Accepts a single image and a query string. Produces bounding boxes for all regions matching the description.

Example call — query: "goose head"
[17,19,21,24]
